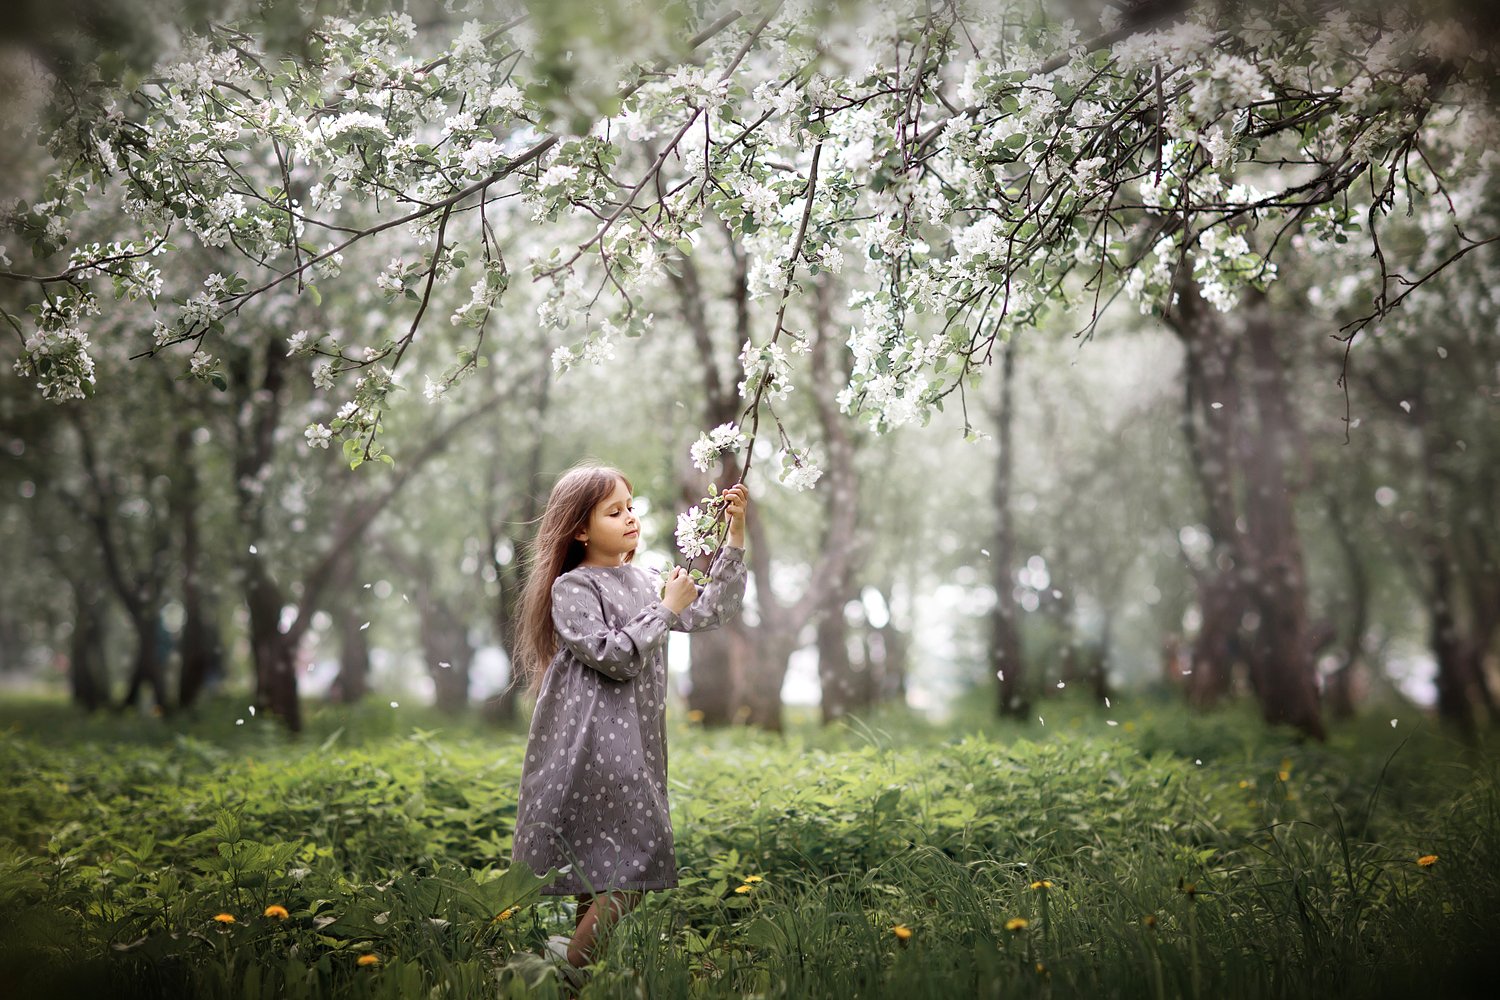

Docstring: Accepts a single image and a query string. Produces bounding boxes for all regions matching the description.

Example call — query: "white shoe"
[542,935,588,991]
[543,934,572,962]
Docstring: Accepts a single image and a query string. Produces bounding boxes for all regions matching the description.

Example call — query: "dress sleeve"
[551,574,674,681]
[670,545,748,633]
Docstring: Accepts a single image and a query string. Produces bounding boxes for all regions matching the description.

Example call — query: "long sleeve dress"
[511,544,747,896]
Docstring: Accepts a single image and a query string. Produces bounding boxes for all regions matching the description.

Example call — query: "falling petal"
[1211,402,1223,409]
[1399,400,1411,413]
[1195,759,1203,765]
[439,661,451,669]
[248,706,255,716]
[1051,589,1062,598]
[980,548,991,557]
[1391,719,1398,728]
[249,544,258,554]
[360,622,371,631]
[1104,697,1111,708]
[236,719,244,725]
[402,594,409,603]
[1038,716,1045,725]
[1106,720,1118,726]
[997,670,1005,681]
[1056,681,1066,688]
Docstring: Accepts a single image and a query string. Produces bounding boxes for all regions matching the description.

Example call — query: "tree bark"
[329,546,371,704]
[671,236,751,726]
[67,575,110,711]
[1237,293,1325,738]
[817,584,858,724]
[1167,279,1323,738]
[483,346,551,726]
[173,422,218,709]
[991,335,1027,717]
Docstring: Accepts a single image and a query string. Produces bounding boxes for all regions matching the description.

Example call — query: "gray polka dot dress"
[512,545,747,896]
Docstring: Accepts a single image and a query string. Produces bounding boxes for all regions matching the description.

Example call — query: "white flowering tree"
[7,0,1493,450]
[4,0,1497,732]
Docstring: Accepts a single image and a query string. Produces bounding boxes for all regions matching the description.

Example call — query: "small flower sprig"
[667,484,733,591]
[663,482,748,594]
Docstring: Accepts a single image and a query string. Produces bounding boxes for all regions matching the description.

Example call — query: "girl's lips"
[625,529,638,537]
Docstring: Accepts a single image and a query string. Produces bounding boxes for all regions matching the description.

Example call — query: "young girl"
[510,464,749,974]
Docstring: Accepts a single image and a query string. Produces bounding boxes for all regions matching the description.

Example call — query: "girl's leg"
[565,890,642,967]
[574,893,591,930]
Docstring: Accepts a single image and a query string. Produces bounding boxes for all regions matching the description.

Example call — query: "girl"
[510,464,749,974]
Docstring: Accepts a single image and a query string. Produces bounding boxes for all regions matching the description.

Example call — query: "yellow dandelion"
[357,953,380,967]
[742,874,764,883]
[1277,770,1291,782]
[1417,854,1439,868]
[1179,881,1198,898]
[1237,780,1251,789]
[213,913,236,924]
[1035,961,1048,975]
[1029,880,1052,891]
[734,884,753,894]
[687,709,705,722]
[1005,917,1029,933]
[263,905,289,920]
[1143,914,1158,929]
[493,906,519,922]
[892,924,912,942]
[1123,721,1136,733]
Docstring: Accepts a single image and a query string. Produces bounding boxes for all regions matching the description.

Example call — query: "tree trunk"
[991,335,1027,717]
[1324,495,1369,720]
[818,586,858,724]
[174,423,216,709]
[118,603,169,715]
[420,599,474,714]
[1238,294,1324,739]
[740,629,799,733]
[330,547,371,704]
[483,346,551,727]
[688,626,742,725]
[1168,279,1323,738]
[245,553,302,732]
[68,577,110,711]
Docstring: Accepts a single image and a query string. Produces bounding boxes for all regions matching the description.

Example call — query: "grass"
[0,689,1495,998]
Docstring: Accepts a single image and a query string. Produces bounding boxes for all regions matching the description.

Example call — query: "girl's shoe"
[543,934,572,961]
[542,934,589,992]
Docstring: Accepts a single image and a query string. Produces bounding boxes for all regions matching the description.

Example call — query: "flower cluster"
[776,448,822,492]
[738,340,795,403]
[689,422,748,473]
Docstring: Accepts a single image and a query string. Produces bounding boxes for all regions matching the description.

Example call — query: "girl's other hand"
[723,483,749,548]
[662,566,698,615]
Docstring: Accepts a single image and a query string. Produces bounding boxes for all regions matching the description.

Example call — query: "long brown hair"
[515,464,634,697]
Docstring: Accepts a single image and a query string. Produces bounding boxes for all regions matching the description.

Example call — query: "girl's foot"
[542,934,589,992]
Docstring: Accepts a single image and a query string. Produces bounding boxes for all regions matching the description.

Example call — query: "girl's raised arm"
[671,545,748,634]
[551,576,674,681]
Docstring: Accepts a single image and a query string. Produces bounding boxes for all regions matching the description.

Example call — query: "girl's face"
[575,477,639,565]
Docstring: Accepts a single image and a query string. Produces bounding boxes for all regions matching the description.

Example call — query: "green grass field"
[0,692,1494,998]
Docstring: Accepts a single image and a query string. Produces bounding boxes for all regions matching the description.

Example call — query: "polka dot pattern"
[511,546,747,895]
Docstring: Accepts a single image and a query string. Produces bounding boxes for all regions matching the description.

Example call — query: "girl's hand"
[723,483,749,549]
[662,566,699,615]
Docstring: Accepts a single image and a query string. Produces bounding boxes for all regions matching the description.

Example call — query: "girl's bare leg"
[574,893,590,930]
[566,890,641,967]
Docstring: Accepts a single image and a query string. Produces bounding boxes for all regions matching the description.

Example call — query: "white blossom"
[304,423,333,449]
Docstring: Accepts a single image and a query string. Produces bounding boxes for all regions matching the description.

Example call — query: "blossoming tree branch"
[4,0,1495,542]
